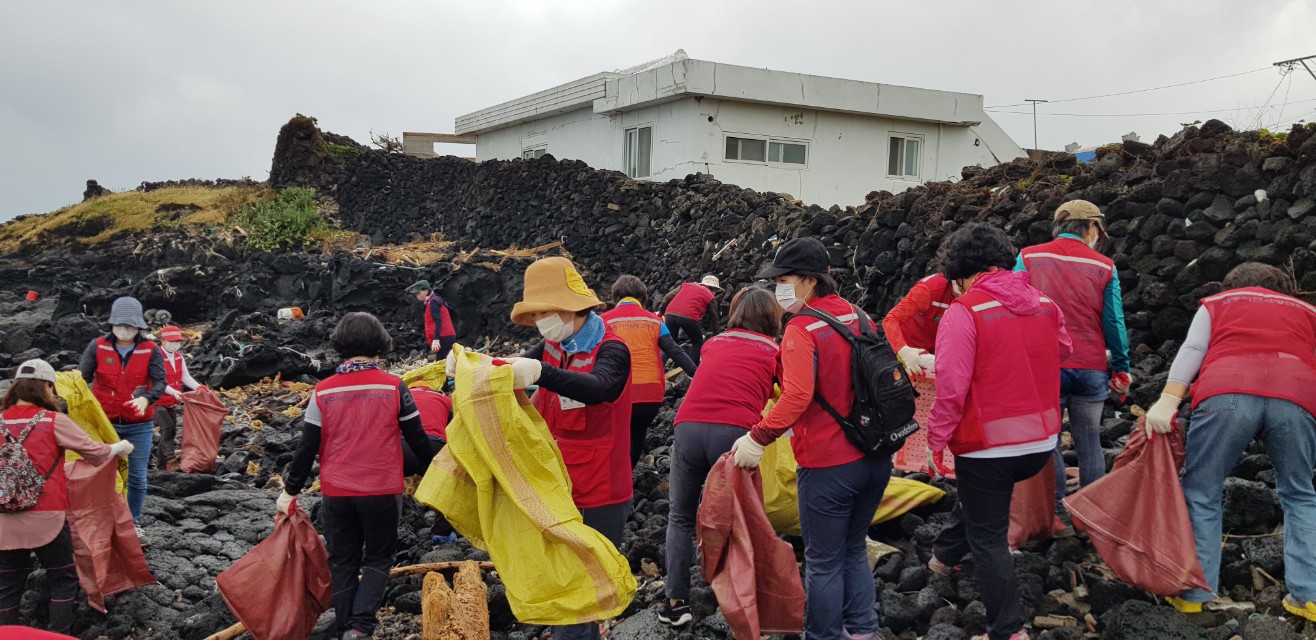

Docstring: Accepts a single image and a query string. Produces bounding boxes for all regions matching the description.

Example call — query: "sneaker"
[431,532,458,545]
[1166,596,1203,614]
[971,631,1028,640]
[1283,594,1316,622]
[658,600,692,627]
[928,556,959,577]
[341,630,370,639]
[134,525,151,548]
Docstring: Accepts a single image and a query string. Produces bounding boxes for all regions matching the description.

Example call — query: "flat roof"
[456,57,987,135]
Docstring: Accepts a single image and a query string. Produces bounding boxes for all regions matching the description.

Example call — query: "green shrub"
[232,187,325,251]
[325,143,362,158]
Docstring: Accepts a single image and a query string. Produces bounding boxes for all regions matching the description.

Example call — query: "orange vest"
[602,303,666,403]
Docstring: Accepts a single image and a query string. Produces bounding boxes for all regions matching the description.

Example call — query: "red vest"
[946,288,1063,456]
[901,274,956,352]
[602,303,667,404]
[2,405,67,512]
[675,329,779,429]
[789,295,872,468]
[1191,287,1316,417]
[666,283,715,321]
[91,337,158,422]
[423,294,456,342]
[534,333,633,509]
[154,351,186,408]
[412,386,454,441]
[314,369,405,497]
[1020,238,1114,370]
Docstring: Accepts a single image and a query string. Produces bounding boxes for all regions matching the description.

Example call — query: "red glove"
[1110,372,1132,402]
[927,448,950,478]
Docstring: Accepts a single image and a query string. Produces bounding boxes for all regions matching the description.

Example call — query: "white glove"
[431,339,442,352]
[898,346,927,377]
[507,358,542,389]
[1146,393,1181,436]
[167,387,183,400]
[731,434,765,468]
[109,441,134,457]
[276,491,296,515]
[445,351,459,380]
[128,396,150,414]
[918,354,936,377]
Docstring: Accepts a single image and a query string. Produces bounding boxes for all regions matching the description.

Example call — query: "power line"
[985,97,1316,118]
[986,67,1274,109]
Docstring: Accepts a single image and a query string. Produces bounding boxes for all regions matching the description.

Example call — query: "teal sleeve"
[659,322,670,338]
[1103,268,1130,372]
[1013,253,1027,272]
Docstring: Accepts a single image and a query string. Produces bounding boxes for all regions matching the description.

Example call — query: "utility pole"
[1274,54,1316,83]
[1025,99,1049,150]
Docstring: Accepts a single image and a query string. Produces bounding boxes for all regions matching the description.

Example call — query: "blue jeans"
[1181,394,1316,603]
[113,421,154,522]
[798,456,892,640]
[1054,368,1108,509]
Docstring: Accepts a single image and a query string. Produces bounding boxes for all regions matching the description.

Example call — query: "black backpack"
[798,306,920,459]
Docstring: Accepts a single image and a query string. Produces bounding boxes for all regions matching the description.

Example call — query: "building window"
[726,136,807,166]
[625,126,652,178]
[888,134,922,179]
[726,136,767,162]
[769,141,807,165]
[522,147,546,160]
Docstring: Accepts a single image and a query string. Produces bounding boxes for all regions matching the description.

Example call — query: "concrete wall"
[474,97,1021,207]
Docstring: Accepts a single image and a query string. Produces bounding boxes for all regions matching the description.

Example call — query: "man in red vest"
[1146,263,1316,620]
[407,280,456,360]
[662,275,723,363]
[1016,200,1129,512]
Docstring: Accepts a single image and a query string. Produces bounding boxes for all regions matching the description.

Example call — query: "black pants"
[429,335,456,362]
[630,402,662,469]
[154,405,180,468]
[933,451,1052,640]
[322,494,402,635]
[401,437,454,537]
[0,524,79,633]
[664,314,705,363]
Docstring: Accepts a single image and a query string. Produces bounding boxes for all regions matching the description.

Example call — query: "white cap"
[700,275,723,290]
[14,359,56,384]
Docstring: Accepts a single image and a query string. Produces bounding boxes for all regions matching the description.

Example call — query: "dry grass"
[0,184,269,252]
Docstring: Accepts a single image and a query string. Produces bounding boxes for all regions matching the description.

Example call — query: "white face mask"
[775,282,804,313]
[535,314,576,343]
[163,341,183,353]
[112,326,139,342]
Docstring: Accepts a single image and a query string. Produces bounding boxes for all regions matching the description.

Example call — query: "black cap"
[755,237,829,279]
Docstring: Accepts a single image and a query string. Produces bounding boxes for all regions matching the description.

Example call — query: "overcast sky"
[2,0,1314,220]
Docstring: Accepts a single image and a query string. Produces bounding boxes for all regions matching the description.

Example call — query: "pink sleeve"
[926,304,976,452]
[52,413,113,465]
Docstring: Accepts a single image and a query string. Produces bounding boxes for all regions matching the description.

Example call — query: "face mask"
[163,341,183,353]
[535,314,576,343]
[112,326,139,342]
[951,280,964,297]
[775,282,804,313]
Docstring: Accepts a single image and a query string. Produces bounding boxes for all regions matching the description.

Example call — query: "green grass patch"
[230,187,326,251]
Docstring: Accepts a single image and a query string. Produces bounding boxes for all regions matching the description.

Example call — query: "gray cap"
[15,359,56,384]
[108,296,148,329]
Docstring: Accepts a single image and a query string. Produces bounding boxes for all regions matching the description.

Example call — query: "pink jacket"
[927,270,1072,452]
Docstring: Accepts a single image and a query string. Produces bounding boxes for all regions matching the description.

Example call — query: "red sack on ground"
[1063,419,1210,595]
[180,388,228,473]
[698,454,804,640]
[1008,456,1066,549]
[216,504,332,640]
[64,459,157,613]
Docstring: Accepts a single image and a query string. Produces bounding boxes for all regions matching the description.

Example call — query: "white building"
[454,51,1025,206]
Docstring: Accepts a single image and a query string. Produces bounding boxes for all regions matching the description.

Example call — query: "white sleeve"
[1167,306,1212,385]
[179,357,201,390]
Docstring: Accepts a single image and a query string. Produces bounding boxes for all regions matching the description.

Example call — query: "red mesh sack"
[179,388,228,473]
[216,503,332,640]
[1063,418,1210,595]
[698,454,805,639]
[1008,455,1066,549]
[64,459,157,612]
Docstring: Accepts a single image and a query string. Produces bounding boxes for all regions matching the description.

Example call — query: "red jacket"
[944,286,1064,456]
[602,303,667,403]
[2,405,67,512]
[412,386,454,441]
[675,329,780,429]
[91,337,158,422]
[535,333,633,508]
[882,273,955,353]
[666,283,715,321]
[155,351,186,408]
[314,368,406,497]
[423,293,456,342]
[1192,287,1316,417]
[1020,238,1114,370]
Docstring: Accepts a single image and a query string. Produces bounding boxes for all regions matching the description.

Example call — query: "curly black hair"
[330,311,395,358]
[938,223,1017,280]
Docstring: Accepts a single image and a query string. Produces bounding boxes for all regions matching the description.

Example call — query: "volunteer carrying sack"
[797,305,919,459]
[0,410,57,512]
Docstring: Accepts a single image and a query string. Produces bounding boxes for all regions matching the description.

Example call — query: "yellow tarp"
[55,372,127,495]
[414,346,636,626]
[401,359,448,390]
[759,421,946,536]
